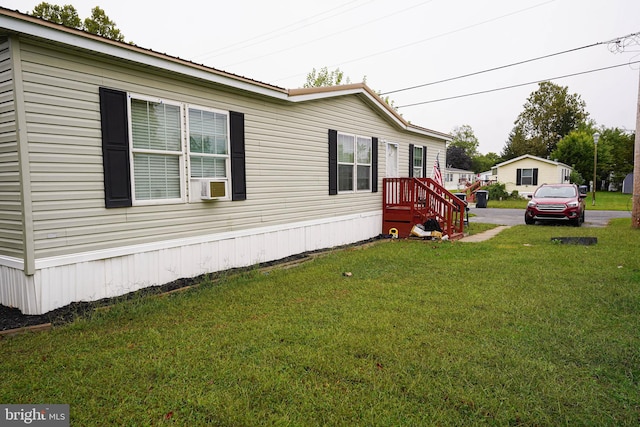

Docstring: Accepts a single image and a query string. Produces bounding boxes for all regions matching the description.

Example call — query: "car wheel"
[525,215,535,225]
[572,217,581,227]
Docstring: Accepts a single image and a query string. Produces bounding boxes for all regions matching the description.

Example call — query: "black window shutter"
[371,137,378,193]
[408,143,414,177]
[230,111,246,201]
[533,168,539,186]
[328,129,338,195]
[516,168,522,185]
[422,146,427,178]
[99,87,131,208]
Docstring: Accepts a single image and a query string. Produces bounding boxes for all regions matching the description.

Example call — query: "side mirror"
[527,194,533,199]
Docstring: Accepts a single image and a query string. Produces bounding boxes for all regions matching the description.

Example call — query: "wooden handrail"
[383,177,466,237]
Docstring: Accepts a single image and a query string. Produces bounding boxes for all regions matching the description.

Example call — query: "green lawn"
[487,191,633,211]
[1,219,639,425]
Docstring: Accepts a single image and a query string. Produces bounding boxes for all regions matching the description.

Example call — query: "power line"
[271,0,555,83]
[380,44,600,96]
[382,31,640,95]
[193,0,371,61]
[396,61,640,108]
[223,0,435,69]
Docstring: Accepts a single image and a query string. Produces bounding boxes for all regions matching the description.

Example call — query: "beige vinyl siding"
[17,39,445,259]
[498,159,564,194]
[0,38,23,258]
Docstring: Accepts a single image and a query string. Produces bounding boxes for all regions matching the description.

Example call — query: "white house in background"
[443,167,476,191]
[0,8,451,314]
[478,170,494,185]
[491,154,573,196]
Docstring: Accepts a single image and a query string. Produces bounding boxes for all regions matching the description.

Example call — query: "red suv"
[525,184,586,226]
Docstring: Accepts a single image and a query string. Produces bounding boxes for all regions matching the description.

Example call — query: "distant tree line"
[30,2,126,42]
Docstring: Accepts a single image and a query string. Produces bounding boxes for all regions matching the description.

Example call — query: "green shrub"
[486,182,509,200]
[570,170,585,185]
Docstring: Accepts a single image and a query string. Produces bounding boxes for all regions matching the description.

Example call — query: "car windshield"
[535,186,576,198]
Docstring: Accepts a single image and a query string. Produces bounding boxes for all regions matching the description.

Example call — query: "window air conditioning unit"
[200,180,226,200]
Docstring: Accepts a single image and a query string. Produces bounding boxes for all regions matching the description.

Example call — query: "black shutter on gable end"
[533,168,539,186]
[422,146,427,178]
[230,111,246,201]
[99,87,132,208]
[371,137,378,193]
[408,144,414,177]
[328,129,338,195]
[516,168,522,185]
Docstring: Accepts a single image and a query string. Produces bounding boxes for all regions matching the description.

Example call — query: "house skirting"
[0,211,382,315]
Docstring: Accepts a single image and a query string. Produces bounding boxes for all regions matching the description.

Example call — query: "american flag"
[431,153,443,186]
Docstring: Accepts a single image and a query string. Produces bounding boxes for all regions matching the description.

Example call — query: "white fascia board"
[0,15,289,101]
[288,88,450,141]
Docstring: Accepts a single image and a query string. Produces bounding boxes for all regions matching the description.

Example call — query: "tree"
[304,67,350,88]
[502,81,589,158]
[501,127,546,159]
[446,145,472,170]
[303,67,400,112]
[550,128,596,184]
[83,6,125,41]
[605,128,635,187]
[551,126,616,190]
[30,2,81,28]
[449,125,479,158]
[30,3,126,42]
[471,152,501,173]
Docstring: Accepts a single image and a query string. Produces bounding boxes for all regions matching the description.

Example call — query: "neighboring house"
[478,170,495,185]
[443,167,476,191]
[0,8,451,314]
[491,155,573,196]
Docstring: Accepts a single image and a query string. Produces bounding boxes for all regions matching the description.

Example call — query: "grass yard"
[1,219,639,425]
[487,191,633,211]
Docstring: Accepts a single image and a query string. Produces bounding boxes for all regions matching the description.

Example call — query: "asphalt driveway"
[468,207,630,228]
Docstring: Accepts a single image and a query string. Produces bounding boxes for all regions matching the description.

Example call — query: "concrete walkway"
[458,225,512,242]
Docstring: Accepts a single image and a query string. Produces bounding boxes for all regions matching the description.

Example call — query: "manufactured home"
[491,155,573,197]
[0,8,452,314]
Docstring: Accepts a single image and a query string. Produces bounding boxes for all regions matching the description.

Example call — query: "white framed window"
[187,106,230,196]
[338,132,371,192]
[130,96,184,204]
[521,168,534,185]
[128,94,231,205]
[413,145,424,178]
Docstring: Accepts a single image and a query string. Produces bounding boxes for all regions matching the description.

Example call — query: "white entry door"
[386,143,399,177]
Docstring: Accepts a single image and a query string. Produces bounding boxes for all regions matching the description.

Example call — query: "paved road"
[468,207,630,228]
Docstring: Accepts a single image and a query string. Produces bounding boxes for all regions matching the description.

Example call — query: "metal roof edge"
[288,83,452,141]
[0,7,451,140]
[0,7,289,99]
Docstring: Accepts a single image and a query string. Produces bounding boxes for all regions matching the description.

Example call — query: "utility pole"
[633,68,640,228]
[608,34,640,228]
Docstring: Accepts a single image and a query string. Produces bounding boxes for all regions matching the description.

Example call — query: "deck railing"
[383,177,466,237]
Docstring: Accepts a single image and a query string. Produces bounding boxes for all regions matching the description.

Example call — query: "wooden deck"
[382,178,466,240]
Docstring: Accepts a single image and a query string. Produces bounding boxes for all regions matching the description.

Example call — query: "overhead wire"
[396,61,640,108]
[193,0,371,61]
[270,0,555,83]
[382,31,640,95]
[223,0,435,69]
